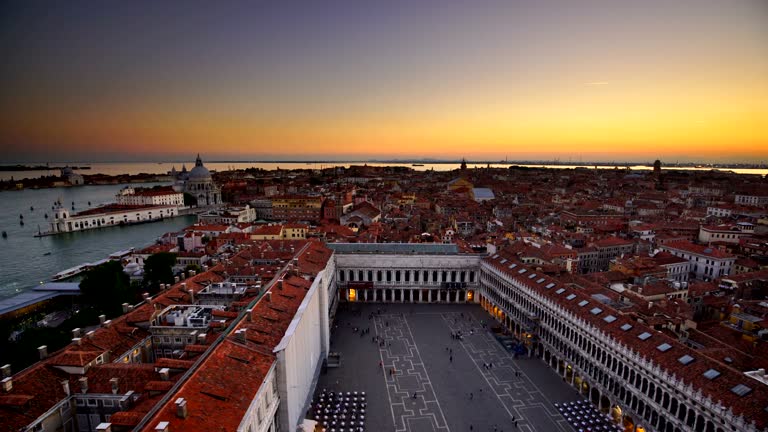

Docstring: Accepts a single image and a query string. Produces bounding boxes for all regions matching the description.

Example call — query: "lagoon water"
[0,183,195,300]
[2,161,766,181]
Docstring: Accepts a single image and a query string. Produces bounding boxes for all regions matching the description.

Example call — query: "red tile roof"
[663,240,735,259]
[484,251,768,429]
[0,364,70,432]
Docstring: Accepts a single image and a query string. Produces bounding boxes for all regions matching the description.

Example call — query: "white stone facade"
[275,269,331,431]
[477,260,759,432]
[116,187,184,207]
[49,205,179,233]
[238,364,280,432]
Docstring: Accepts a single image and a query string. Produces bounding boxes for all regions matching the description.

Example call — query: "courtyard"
[313,303,587,432]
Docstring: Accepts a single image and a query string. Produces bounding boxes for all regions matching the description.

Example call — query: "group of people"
[312,389,367,432]
[556,400,623,432]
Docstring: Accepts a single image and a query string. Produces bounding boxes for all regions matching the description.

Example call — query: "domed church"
[178,154,221,206]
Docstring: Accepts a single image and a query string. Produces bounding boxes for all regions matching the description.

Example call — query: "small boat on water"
[412,164,424,166]
[19,214,23,219]
[20,220,24,226]
[43,252,51,256]
[44,213,48,219]
[30,206,34,211]
[2,231,7,238]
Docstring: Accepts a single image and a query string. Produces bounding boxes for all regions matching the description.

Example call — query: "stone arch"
[599,394,611,413]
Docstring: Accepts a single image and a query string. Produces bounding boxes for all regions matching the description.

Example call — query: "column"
[428,290,434,303]
[418,290,422,302]
[363,289,368,302]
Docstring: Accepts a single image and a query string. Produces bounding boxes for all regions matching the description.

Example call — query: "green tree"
[79,261,132,315]
[143,252,177,292]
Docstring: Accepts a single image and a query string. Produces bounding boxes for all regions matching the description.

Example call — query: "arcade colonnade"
[330,247,757,432]
[477,261,747,432]
[333,251,483,305]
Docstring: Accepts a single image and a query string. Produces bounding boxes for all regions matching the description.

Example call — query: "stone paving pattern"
[315,303,583,432]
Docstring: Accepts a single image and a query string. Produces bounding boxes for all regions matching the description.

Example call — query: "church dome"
[187,154,211,180]
[188,165,211,180]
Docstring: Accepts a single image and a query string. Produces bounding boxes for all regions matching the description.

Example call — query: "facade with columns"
[329,244,768,432]
[329,243,483,304]
[478,253,766,432]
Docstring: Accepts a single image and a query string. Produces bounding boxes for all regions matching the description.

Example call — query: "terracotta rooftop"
[662,241,735,259]
[484,250,768,428]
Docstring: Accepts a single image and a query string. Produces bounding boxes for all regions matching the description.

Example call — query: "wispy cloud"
[586,81,609,86]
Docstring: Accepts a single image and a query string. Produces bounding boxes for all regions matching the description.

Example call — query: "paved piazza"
[315,303,583,432]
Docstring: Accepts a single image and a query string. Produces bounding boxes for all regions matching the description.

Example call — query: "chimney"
[110,377,119,394]
[277,278,283,290]
[266,292,272,302]
[62,380,70,396]
[99,314,106,325]
[78,376,88,394]
[189,270,196,277]
[181,282,186,291]
[1,365,10,378]
[236,328,247,343]
[246,308,253,322]
[103,320,112,328]
[38,345,48,359]
[72,328,81,338]
[142,292,150,301]
[85,330,95,339]
[122,303,130,313]
[202,265,208,272]
[175,398,188,419]
[188,288,195,303]
[72,337,82,346]
[197,333,207,344]
[174,276,180,283]
[159,368,170,381]
[159,283,165,290]
[1,377,12,393]
[154,421,170,432]
[95,423,112,432]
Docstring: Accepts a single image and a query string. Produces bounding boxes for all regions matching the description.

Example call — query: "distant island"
[0,164,91,171]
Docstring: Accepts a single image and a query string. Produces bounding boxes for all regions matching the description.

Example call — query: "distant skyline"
[1,0,767,163]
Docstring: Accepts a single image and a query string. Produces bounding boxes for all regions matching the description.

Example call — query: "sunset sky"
[1,0,767,163]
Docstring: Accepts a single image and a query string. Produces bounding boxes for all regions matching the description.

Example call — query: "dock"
[0,282,80,319]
